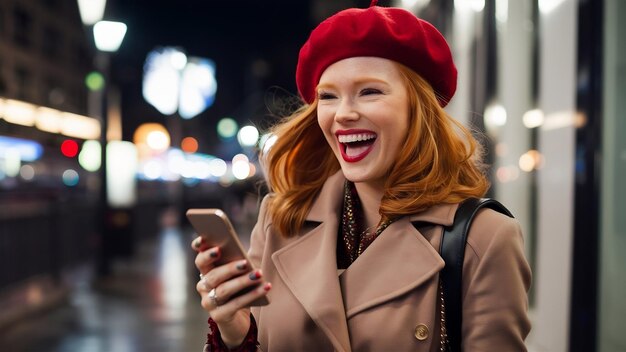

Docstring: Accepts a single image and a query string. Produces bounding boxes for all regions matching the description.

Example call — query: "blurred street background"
[0,0,625,351]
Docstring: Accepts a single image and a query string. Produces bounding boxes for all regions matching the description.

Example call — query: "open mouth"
[337,132,377,162]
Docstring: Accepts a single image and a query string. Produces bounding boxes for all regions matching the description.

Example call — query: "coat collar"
[306,171,459,227]
[271,171,456,351]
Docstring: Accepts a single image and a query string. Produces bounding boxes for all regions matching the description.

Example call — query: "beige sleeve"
[461,209,532,351]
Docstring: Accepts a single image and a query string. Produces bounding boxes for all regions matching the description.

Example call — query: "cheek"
[384,115,410,155]
[317,112,335,146]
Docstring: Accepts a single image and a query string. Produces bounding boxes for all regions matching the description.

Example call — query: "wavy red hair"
[262,62,489,237]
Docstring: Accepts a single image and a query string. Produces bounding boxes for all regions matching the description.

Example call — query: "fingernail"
[249,271,261,280]
[236,260,247,271]
[209,248,219,258]
[263,283,272,291]
[193,237,203,249]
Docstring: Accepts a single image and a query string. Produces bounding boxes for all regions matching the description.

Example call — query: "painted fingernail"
[193,237,203,249]
[249,271,262,280]
[263,282,272,291]
[236,260,247,271]
[209,248,219,258]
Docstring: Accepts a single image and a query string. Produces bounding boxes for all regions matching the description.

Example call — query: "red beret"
[296,5,457,107]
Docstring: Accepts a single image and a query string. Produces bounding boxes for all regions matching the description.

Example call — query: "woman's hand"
[192,236,271,347]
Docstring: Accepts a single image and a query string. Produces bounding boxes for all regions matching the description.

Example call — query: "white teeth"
[338,133,377,143]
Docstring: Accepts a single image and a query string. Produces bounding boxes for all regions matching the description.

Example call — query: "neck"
[353,182,384,231]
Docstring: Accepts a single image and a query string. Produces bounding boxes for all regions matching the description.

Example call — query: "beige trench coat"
[249,172,531,351]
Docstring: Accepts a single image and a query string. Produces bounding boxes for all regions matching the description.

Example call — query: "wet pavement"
[0,227,210,352]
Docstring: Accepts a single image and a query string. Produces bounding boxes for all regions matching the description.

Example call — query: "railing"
[0,197,97,290]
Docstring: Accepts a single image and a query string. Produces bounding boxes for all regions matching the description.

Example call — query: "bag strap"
[439,198,513,351]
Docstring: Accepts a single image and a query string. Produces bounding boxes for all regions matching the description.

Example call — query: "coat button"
[414,324,429,341]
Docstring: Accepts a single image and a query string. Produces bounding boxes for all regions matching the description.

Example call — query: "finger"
[191,236,205,251]
[209,282,272,322]
[214,270,264,304]
[201,259,249,291]
[194,246,221,274]
[196,278,211,295]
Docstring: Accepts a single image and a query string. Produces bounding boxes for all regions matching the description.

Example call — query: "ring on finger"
[199,273,210,290]
[208,288,220,307]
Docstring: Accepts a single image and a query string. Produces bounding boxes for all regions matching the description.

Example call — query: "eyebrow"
[316,77,390,90]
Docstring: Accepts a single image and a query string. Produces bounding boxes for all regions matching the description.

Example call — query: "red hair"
[262,62,489,237]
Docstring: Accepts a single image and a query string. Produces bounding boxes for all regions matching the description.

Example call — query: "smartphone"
[186,208,269,306]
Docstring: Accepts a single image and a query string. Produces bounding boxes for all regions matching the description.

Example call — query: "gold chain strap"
[439,280,448,351]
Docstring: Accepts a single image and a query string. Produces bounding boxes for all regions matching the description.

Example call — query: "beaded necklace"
[340,181,393,264]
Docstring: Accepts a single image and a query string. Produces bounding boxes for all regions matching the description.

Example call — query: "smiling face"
[316,57,410,188]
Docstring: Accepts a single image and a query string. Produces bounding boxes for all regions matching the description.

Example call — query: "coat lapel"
[339,192,458,319]
[271,172,351,352]
[339,216,445,318]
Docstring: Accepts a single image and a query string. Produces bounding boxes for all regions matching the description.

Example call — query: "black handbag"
[438,198,513,352]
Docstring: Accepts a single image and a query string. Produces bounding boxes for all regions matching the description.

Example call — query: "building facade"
[399,0,625,350]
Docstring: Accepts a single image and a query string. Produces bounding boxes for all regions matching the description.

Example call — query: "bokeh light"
[484,103,507,132]
[3,148,20,177]
[208,158,227,177]
[170,50,188,70]
[143,160,163,180]
[248,163,257,178]
[232,160,251,180]
[181,137,198,153]
[496,165,520,183]
[179,58,217,119]
[134,123,170,154]
[519,150,544,172]
[143,48,185,115]
[232,153,249,163]
[146,130,170,152]
[78,140,101,172]
[62,169,80,187]
[85,71,105,91]
[523,109,545,128]
[19,164,35,181]
[237,125,259,147]
[217,118,238,139]
[0,136,43,162]
[61,140,79,158]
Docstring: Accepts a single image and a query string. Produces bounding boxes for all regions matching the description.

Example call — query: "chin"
[340,169,372,184]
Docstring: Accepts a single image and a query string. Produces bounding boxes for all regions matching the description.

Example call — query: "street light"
[77,0,106,25]
[77,0,127,276]
[93,21,128,52]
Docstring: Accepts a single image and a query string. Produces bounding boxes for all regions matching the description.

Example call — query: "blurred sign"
[142,47,217,119]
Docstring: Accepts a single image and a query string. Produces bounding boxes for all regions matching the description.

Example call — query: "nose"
[334,98,359,123]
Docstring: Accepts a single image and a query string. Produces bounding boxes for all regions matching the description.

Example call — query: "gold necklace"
[342,181,394,262]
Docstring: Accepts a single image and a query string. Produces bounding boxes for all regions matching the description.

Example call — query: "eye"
[317,91,336,100]
[360,88,382,96]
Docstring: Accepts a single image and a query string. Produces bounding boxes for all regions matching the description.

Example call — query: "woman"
[193,2,531,351]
